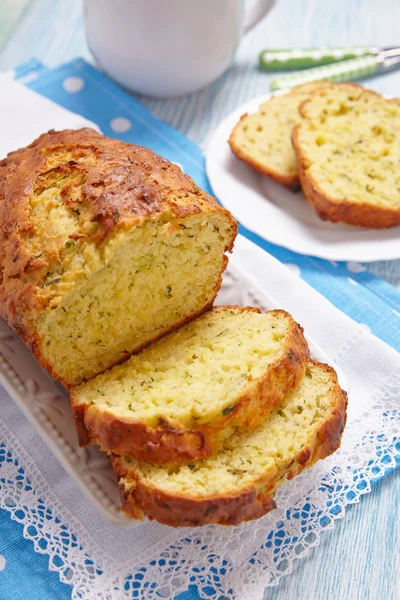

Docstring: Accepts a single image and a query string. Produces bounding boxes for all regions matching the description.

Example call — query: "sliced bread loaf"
[113,360,347,526]
[292,83,400,228]
[228,81,331,189]
[0,128,237,385]
[70,306,309,463]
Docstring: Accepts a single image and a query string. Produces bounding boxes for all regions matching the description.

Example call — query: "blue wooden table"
[0,1,399,599]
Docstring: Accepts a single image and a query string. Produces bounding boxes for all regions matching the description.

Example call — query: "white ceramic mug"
[84,0,275,98]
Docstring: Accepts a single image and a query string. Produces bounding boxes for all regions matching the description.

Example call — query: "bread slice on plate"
[70,306,309,463]
[0,128,237,386]
[228,81,331,190]
[113,360,347,526]
[292,83,400,228]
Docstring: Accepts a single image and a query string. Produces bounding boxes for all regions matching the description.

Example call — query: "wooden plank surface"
[0,0,30,48]
[0,2,399,599]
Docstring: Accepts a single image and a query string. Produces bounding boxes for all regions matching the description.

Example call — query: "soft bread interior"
[120,361,340,497]
[72,308,293,428]
[37,213,232,384]
[230,82,331,180]
[296,85,400,209]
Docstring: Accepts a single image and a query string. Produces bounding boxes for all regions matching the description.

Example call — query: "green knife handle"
[270,54,381,91]
[260,46,374,71]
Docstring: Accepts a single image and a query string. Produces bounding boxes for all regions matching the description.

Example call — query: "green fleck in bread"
[292,83,400,228]
[0,128,237,385]
[113,360,347,526]
[70,306,309,463]
[228,81,332,190]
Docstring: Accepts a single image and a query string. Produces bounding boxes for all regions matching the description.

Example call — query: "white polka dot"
[285,263,301,277]
[359,323,371,334]
[347,261,366,273]
[347,277,358,285]
[110,117,132,133]
[63,77,85,93]
[173,162,184,171]
[0,555,6,571]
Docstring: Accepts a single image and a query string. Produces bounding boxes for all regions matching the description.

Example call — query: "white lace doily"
[0,236,399,600]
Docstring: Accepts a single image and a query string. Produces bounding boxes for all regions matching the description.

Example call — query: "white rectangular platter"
[0,258,345,527]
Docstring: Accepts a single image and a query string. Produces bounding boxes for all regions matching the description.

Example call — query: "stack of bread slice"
[71,307,309,462]
[112,360,346,526]
[71,306,347,527]
[229,81,332,190]
[229,81,400,228]
[0,128,347,527]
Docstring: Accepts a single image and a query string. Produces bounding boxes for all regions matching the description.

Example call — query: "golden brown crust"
[228,113,300,191]
[0,128,237,383]
[113,361,348,527]
[293,87,400,229]
[70,307,309,463]
[114,456,277,526]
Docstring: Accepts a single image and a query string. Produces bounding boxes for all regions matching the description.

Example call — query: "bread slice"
[113,360,347,526]
[228,81,331,190]
[70,306,309,463]
[0,128,237,386]
[292,83,400,228]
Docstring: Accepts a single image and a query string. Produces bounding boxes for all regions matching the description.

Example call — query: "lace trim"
[0,368,399,600]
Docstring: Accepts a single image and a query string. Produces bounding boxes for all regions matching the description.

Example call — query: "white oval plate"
[0,257,346,526]
[206,93,400,262]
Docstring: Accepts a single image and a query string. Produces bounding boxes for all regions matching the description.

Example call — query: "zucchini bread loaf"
[0,128,237,385]
[113,360,347,526]
[71,306,309,463]
[228,81,331,190]
[293,83,400,228]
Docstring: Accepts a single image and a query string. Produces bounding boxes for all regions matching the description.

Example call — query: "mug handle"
[244,0,276,33]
